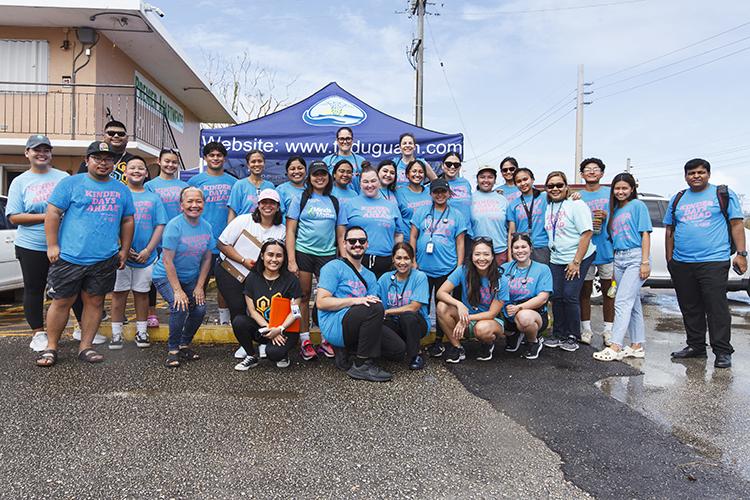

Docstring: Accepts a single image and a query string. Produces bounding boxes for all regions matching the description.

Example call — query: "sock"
[258,344,266,357]
[136,321,148,335]
[300,331,310,342]
[218,308,231,324]
[581,320,591,331]
[603,322,613,332]
[111,322,123,336]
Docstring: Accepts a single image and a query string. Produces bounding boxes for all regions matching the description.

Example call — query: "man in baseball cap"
[25,134,52,150]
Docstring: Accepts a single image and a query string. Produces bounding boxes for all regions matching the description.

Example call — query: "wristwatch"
[738,251,748,257]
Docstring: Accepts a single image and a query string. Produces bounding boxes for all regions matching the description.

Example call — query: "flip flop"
[78,348,104,364]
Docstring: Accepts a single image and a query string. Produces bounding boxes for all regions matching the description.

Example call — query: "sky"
[154,0,750,204]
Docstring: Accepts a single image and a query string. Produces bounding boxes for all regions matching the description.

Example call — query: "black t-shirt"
[243,271,302,322]
[77,150,138,184]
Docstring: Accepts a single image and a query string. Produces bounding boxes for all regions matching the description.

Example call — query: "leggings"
[231,314,299,361]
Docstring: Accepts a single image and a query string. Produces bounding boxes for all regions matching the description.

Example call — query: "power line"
[637,144,750,168]
[458,0,646,18]
[504,107,576,153]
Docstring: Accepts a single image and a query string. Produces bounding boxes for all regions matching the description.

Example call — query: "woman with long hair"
[471,165,509,265]
[377,242,430,370]
[231,239,302,370]
[506,167,549,264]
[331,159,358,201]
[594,173,652,361]
[501,233,553,360]
[436,238,509,363]
[441,152,472,224]
[286,160,343,361]
[377,159,399,204]
[496,156,520,202]
[395,159,432,227]
[277,156,307,216]
[392,132,437,187]
[542,171,596,352]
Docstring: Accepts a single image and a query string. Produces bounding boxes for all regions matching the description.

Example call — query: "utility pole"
[411,0,425,127]
[626,157,632,173]
[574,64,593,183]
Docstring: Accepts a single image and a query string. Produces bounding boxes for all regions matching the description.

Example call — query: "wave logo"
[302,95,367,127]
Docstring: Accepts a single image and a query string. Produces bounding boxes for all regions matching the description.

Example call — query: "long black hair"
[303,169,333,197]
[377,159,397,193]
[251,200,283,225]
[607,172,639,237]
[251,239,289,278]
[465,238,501,308]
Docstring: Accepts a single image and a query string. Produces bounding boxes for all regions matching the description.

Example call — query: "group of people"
[8,123,747,381]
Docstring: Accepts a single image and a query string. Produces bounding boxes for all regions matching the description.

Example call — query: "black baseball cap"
[430,178,450,193]
[86,141,117,157]
[309,160,329,175]
[26,134,52,149]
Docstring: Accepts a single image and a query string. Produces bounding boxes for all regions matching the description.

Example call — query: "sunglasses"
[106,130,127,138]
[337,137,353,142]
[501,167,516,173]
[511,232,530,237]
[472,236,494,244]
[444,161,461,168]
[546,182,566,190]
[346,237,368,245]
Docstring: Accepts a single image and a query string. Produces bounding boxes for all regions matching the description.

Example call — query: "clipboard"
[220,229,263,282]
[269,296,300,333]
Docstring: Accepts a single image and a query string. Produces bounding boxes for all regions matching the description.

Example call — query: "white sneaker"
[602,330,612,346]
[258,344,267,359]
[234,346,247,359]
[580,329,593,345]
[276,357,290,368]
[73,328,107,345]
[109,330,123,350]
[29,331,48,352]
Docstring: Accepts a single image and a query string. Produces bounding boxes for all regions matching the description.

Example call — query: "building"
[0,0,236,192]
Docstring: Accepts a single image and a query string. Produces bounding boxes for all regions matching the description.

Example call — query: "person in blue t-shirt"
[436,238,510,363]
[188,141,237,325]
[38,141,135,367]
[665,158,747,369]
[276,156,307,216]
[501,233,553,360]
[507,168,549,264]
[377,242,430,370]
[338,167,406,277]
[227,149,275,220]
[395,159,432,228]
[317,226,406,382]
[331,159,358,201]
[377,159,399,205]
[410,178,468,358]
[392,132,437,187]
[323,127,366,193]
[152,186,215,368]
[285,160,345,362]
[471,166,509,265]
[578,158,615,345]
[441,152,473,227]
[6,135,68,354]
[594,173,652,363]
[110,157,167,351]
[493,157,521,203]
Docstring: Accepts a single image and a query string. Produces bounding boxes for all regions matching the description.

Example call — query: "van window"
[643,199,666,228]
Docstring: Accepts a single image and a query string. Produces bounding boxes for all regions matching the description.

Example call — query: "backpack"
[298,191,339,219]
[670,184,735,254]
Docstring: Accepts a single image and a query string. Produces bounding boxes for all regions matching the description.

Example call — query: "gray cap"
[25,134,52,149]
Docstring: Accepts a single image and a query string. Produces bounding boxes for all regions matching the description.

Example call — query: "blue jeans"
[550,252,595,340]
[610,248,647,347]
[153,278,206,350]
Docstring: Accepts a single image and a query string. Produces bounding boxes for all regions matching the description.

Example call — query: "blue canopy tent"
[196,82,464,184]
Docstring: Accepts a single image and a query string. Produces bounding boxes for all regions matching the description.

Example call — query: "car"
[0,196,23,292]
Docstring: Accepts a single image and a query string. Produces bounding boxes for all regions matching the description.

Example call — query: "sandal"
[178,347,200,361]
[165,352,181,368]
[78,348,104,364]
[592,347,624,362]
[622,345,645,359]
[36,349,57,367]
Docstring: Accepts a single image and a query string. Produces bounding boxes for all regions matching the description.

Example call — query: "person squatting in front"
[316,226,406,382]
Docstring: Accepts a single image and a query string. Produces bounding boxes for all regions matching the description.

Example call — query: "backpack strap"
[716,184,736,254]
[669,189,687,226]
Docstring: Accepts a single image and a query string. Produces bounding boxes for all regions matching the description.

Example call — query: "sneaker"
[234,355,259,371]
[544,337,563,348]
[560,338,580,352]
[276,357,291,368]
[234,346,247,359]
[109,331,123,350]
[29,331,48,352]
[602,331,612,347]
[346,359,392,382]
[426,341,445,358]
[445,345,466,364]
[135,331,151,348]
[409,354,426,370]
[504,332,524,352]
[524,340,544,360]
[333,346,352,371]
[147,315,159,328]
[72,328,107,345]
[580,329,593,345]
[477,343,494,361]
[300,340,318,361]
[317,340,335,358]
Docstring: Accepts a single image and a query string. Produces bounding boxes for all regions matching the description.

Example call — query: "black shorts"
[296,250,335,276]
[47,254,119,299]
[504,307,549,334]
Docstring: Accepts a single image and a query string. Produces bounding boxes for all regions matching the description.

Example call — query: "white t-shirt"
[218,214,285,261]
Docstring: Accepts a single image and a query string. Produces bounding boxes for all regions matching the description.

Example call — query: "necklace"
[262,272,279,291]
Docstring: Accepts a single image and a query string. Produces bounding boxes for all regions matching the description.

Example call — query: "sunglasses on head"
[472,236,494,245]
[444,161,461,168]
[106,130,127,138]
[546,182,566,189]
[346,237,367,245]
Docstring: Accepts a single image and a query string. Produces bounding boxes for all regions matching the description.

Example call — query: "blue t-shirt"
[145,177,189,220]
[544,199,597,265]
[188,171,237,252]
[332,184,358,201]
[129,190,168,268]
[411,204,468,278]
[395,186,432,228]
[580,187,614,264]
[663,184,743,262]
[339,195,407,257]
[6,168,68,251]
[276,181,305,215]
[377,269,430,327]
[447,177,473,226]
[447,265,510,313]
[48,174,135,265]
[495,183,521,204]
[152,215,216,283]
[471,190,509,253]
[393,156,428,187]
[318,259,378,347]
[287,193,345,256]
[610,199,652,251]
[507,192,549,248]
[227,178,275,216]
[324,153,365,193]
[500,261,553,318]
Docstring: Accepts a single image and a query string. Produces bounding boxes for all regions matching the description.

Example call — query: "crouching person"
[316,226,406,382]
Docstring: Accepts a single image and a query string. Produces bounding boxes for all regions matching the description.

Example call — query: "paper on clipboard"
[220,229,262,282]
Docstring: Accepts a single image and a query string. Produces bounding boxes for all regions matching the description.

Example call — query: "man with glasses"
[578,158,615,345]
[37,141,135,367]
[77,120,135,184]
[494,156,521,203]
[316,226,406,382]
[323,127,366,192]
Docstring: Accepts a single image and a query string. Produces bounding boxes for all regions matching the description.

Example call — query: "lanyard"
[380,188,394,201]
[388,271,413,306]
[333,154,360,172]
[519,192,536,230]
[549,201,565,244]
[426,204,451,239]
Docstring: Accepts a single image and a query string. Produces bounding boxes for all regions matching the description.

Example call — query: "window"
[0,40,49,92]
[643,199,667,228]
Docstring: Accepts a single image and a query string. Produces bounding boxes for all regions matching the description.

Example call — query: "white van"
[0,196,23,292]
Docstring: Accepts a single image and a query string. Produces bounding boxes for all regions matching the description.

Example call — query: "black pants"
[342,303,405,360]
[669,259,733,354]
[214,261,249,338]
[383,312,427,359]
[362,254,392,279]
[231,314,299,361]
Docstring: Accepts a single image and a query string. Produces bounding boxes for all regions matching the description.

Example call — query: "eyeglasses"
[444,161,461,168]
[501,167,516,173]
[346,237,368,245]
[105,130,127,138]
[472,236,494,244]
[337,137,353,142]
[89,155,115,164]
[546,182,566,189]
[582,167,601,173]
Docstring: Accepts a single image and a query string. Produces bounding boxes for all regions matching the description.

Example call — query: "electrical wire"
[459,0,646,18]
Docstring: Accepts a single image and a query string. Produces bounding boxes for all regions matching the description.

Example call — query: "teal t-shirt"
[145,177,189,220]
[129,190,168,268]
[152,215,216,283]
[544,199,596,265]
[610,199,652,251]
[411,204,468,278]
[227,178,275,216]
[188,171,237,252]
[377,269,430,328]
[6,168,68,251]
[501,261,553,318]
[447,265,510,313]
[395,186,431,228]
[506,192,549,248]
[471,190,509,253]
[339,195,407,257]
[580,186,614,264]
[287,193,345,256]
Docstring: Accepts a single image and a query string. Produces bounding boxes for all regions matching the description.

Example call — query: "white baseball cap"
[258,188,280,203]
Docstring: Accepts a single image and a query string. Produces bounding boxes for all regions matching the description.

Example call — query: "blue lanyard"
[388,271,413,307]
[549,202,564,244]
[426,204,451,239]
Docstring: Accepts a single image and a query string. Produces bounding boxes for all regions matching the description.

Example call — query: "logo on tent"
[302,95,367,126]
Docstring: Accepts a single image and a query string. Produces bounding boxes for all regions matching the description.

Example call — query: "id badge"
[426,241,434,254]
